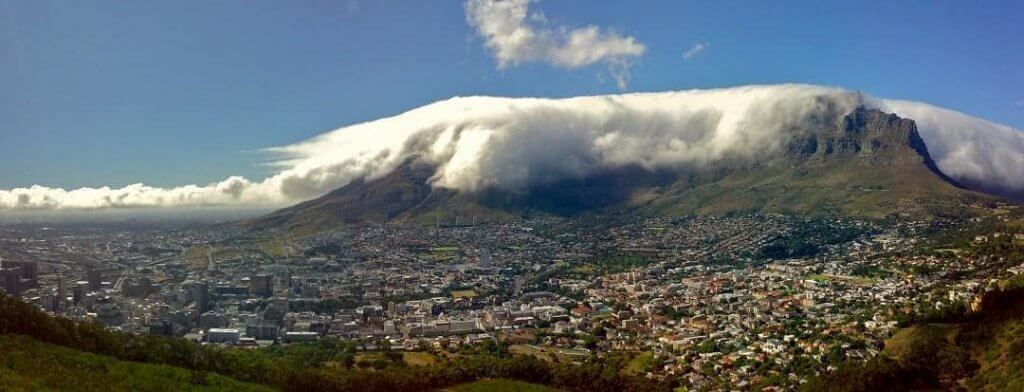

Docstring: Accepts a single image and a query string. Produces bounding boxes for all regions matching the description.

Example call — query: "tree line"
[0,293,670,391]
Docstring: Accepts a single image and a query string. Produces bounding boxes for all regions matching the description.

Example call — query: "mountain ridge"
[247,108,996,231]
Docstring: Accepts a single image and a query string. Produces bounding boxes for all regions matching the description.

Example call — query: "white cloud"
[3,84,1023,212]
[464,0,645,89]
[873,98,1024,195]
[682,41,709,60]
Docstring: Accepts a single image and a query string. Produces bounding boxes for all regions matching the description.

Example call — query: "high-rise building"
[88,269,103,291]
[193,281,211,313]
[95,296,123,326]
[56,272,67,308]
[122,277,154,298]
[249,275,274,298]
[0,267,20,296]
[17,261,38,288]
[49,292,63,313]
[73,281,90,304]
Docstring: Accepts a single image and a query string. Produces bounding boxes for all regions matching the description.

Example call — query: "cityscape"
[2,1,1024,391]
[3,205,1024,389]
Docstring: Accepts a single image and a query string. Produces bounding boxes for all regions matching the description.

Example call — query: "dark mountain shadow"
[473,165,678,216]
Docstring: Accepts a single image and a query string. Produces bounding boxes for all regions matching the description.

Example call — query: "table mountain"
[249,108,995,231]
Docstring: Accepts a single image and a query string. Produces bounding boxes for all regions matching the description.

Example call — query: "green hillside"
[0,335,270,392]
[647,161,985,219]
[802,286,1024,391]
[447,379,560,392]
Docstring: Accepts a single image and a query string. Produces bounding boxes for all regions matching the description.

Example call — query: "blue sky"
[2,0,1022,189]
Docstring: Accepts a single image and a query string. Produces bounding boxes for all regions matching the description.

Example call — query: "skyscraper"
[194,281,212,313]
[0,266,20,296]
[88,269,103,291]
[249,275,273,298]
[17,261,38,288]
[56,271,67,311]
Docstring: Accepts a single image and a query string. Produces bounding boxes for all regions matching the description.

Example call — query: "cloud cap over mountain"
[2,84,1023,212]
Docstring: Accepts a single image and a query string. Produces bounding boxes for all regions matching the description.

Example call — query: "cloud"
[0,177,280,211]
[2,84,1023,212]
[682,41,709,60]
[464,0,645,89]
[873,98,1024,196]
[1013,99,1024,108]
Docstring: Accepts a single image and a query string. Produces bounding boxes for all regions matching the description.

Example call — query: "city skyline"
[3,3,1024,389]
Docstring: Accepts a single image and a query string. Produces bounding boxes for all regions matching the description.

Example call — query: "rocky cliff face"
[789,107,929,164]
[786,107,964,187]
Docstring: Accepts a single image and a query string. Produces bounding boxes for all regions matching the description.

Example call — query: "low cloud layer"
[873,99,1024,195]
[682,42,709,60]
[2,84,1023,212]
[464,0,645,89]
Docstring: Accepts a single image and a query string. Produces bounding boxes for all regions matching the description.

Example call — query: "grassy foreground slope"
[0,335,271,392]
[447,379,559,392]
[0,293,669,392]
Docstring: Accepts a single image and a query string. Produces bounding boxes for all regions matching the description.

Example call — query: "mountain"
[249,108,995,231]
[644,107,986,218]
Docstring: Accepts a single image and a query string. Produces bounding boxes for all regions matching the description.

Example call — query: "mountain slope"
[250,159,519,232]
[645,108,985,216]
[0,335,271,392]
[250,108,996,231]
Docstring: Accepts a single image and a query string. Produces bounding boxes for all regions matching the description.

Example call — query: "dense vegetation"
[966,225,1024,266]
[802,286,1024,391]
[0,293,669,391]
[758,220,871,260]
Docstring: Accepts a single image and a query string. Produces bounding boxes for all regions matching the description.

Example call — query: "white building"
[207,328,240,344]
